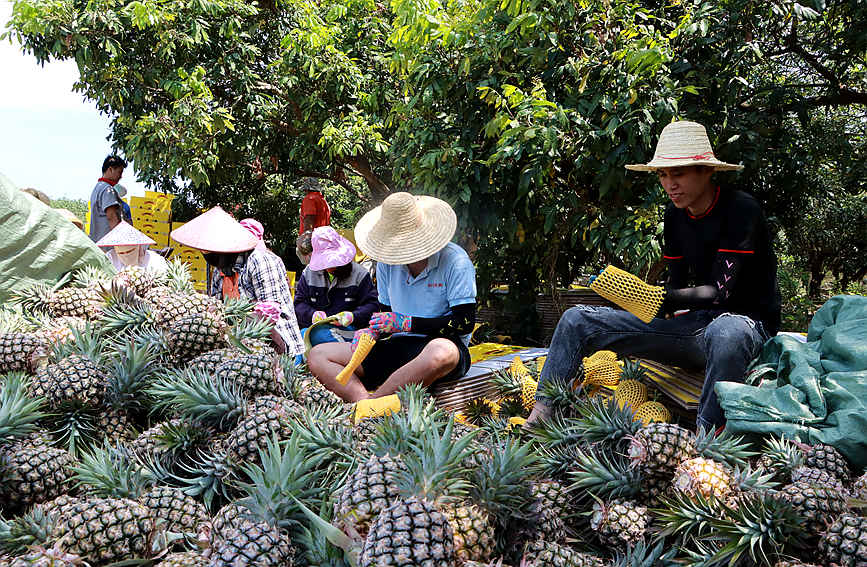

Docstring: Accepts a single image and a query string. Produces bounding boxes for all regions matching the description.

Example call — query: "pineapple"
[632,401,670,425]
[165,311,228,363]
[207,521,295,567]
[359,420,476,567]
[614,379,647,412]
[335,453,403,537]
[139,486,209,533]
[798,442,851,483]
[757,437,804,483]
[776,481,848,536]
[672,457,734,500]
[213,353,283,398]
[0,441,75,513]
[0,545,86,567]
[50,498,163,563]
[818,513,867,567]
[589,498,648,546]
[0,333,47,374]
[186,347,243,374]
[145,291,222,329]
[627,422,697,477]
[223,398,295,466]
[444,503,496,564]
[112,266,162,297]
[523,540,606,567]
[852,472,867,500]
[159,551,208,566]
[790,466,846,491]
[460,398,501,425]
[46,288,102,320]
[35,354,106,409]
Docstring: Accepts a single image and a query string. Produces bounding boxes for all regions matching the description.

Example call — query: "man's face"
[105,166,124,183]
[656,166,714,210]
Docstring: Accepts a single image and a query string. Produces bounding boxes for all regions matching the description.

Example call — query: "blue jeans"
[538,306,768,430]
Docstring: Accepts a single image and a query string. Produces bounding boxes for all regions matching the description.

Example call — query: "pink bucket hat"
[308,226,356,271]
[170,207,258,253]
[240,218,264,241]
[95,221,156,247]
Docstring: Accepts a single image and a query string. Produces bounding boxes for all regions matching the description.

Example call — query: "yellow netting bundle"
[590,265,665,323]
[336,332,376,385]
[634,401,671,425]
[582,350,622,391]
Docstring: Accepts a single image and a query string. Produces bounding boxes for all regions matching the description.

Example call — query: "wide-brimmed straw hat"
[354,192,456,265]
[170,207,258,253]
[309,226,356,271]
[96,221,155,247]
[625,121,743,172]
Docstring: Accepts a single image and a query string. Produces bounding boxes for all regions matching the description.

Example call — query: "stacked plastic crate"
[169,221,209,293]
[129,191,173,248]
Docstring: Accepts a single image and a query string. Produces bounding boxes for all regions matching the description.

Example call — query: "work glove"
[253,301,281,324]
[369,311,412,334]
[312,311,328,323]
[334,311,354,327]
[350,328,380,353]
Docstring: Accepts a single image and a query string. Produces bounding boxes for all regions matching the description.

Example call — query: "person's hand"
[351,328,379,352]
[588,268,605,285]
[335,311,354,327]
[369,311,411,334]
[312,311,327,323]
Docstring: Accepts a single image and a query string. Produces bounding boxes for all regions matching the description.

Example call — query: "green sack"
[0,171,114,304]
[716,294,867,469]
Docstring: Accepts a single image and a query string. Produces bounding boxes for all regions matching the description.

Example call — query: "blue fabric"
[537,305,769,429]
[295,324,355,364]
[121,200,132,224]
[376,242,476,344]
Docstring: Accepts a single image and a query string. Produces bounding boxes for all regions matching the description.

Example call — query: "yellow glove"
[353,395,401,424]
[590,265,665,323]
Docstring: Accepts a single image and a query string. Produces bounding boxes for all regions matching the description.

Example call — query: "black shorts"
[359,334,471,391]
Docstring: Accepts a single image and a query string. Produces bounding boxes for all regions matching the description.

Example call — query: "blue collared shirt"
[376,242,476,345]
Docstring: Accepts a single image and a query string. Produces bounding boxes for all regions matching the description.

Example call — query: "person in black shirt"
[528,121,781,430]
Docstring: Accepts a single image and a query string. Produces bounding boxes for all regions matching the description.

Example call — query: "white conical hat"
[169,206,258,253]
[95,221,155,247]
[625,121,743,172]
[354,192,456,265]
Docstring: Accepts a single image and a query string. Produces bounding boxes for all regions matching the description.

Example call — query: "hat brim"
[96,221,156,247]
[625,158,743,172]
[169,207,258,253]
[355,195,457,265]
[308,246,356,271]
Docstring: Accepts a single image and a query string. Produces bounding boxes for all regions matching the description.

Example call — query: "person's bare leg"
[525,400,552,424]
[371,338,459,398]
[307,343,371,402]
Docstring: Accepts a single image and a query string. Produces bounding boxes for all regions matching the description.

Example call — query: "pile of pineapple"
[1,262,866,567]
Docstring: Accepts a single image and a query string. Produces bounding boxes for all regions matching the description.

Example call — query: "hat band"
[657,151,715,161]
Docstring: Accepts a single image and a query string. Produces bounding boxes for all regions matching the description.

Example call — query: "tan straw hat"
[55,208,85,229]
[354,192,456,265]
[96,221,155,247]
[625,120,743,172]
[170,206,258,253]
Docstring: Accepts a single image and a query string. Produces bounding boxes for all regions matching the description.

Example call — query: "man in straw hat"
[170,207,304,356]
[96,220,168,274]
[308,192,477,402]
[527,120,781,431]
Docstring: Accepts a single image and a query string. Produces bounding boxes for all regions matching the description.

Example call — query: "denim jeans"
[537,306,769,430]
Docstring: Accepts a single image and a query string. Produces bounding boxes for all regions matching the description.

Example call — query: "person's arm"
[300,194,319,232]
[409,302,476,336]
[293,273,316,328]
[662,205,688,289]
[248,253,293,306]
[351,273,380,328]
[105,204,122,230]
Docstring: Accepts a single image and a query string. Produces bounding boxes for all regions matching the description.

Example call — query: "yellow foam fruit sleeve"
[353,394,401,424]
[336,332,376,385]
[590,265,665,324]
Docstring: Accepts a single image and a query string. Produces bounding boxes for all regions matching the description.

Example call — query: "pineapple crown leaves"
[104,341,161,412]
[468,436,539,521]
[72,443,154,499]
[0,373,46,442]
[760,437,805,471]
[164,258,195,293]
[497,397,527,419]
[147,368,247,431]
[536,374,584,418]
[49,323,105,364]
[612,540,679,567]
[731,463,780,493]
[525,413,584,449]
[227,316,274,347]
[291,406,357,487]
[0,507,55,556]
[43,401,102,456]
[491,368,523,398]
[367,383,445,455]
[394,418,476,506]
[567,446,643,501]
[655,490,729,544]
[222,295,257,325]
[8,283,54,317]
[575,396,641,450]
[70,264,112,289]
[619,358,648,381]
[97,285,158,337]
[694,427,757,469]
[279,356,309,401]
[171,450,238,511]
[237,433,327,535]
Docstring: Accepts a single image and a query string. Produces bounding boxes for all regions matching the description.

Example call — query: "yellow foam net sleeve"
[590,265,665,323]
[336,332,376,385]
[354,394,401,424]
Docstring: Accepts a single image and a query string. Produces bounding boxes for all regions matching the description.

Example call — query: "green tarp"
[0,171,114,304]
[717,294,867,469]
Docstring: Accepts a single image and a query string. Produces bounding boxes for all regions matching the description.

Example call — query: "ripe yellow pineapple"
[673,457,734,500]
[633,401,670,425]
[614,379,647,411]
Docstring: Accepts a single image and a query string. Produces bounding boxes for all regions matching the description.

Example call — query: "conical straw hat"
[95,221,155,247]
[354,192,456,265]
[170,207,258,253]
[625,121,743,172]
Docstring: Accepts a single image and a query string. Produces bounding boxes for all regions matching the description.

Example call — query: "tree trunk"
[345,155,391,202]
[808,257,825,299]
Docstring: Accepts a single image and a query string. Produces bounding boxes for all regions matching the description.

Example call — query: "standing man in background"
[88,155,126,242]
[299,177,331,234]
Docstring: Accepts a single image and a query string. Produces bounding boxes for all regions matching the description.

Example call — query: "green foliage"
[51,198,87,221]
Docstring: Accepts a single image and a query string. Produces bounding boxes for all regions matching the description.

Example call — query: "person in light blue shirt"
[308,192,476,402]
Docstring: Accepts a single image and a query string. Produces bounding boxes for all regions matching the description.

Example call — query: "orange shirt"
[299,190,331,234]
